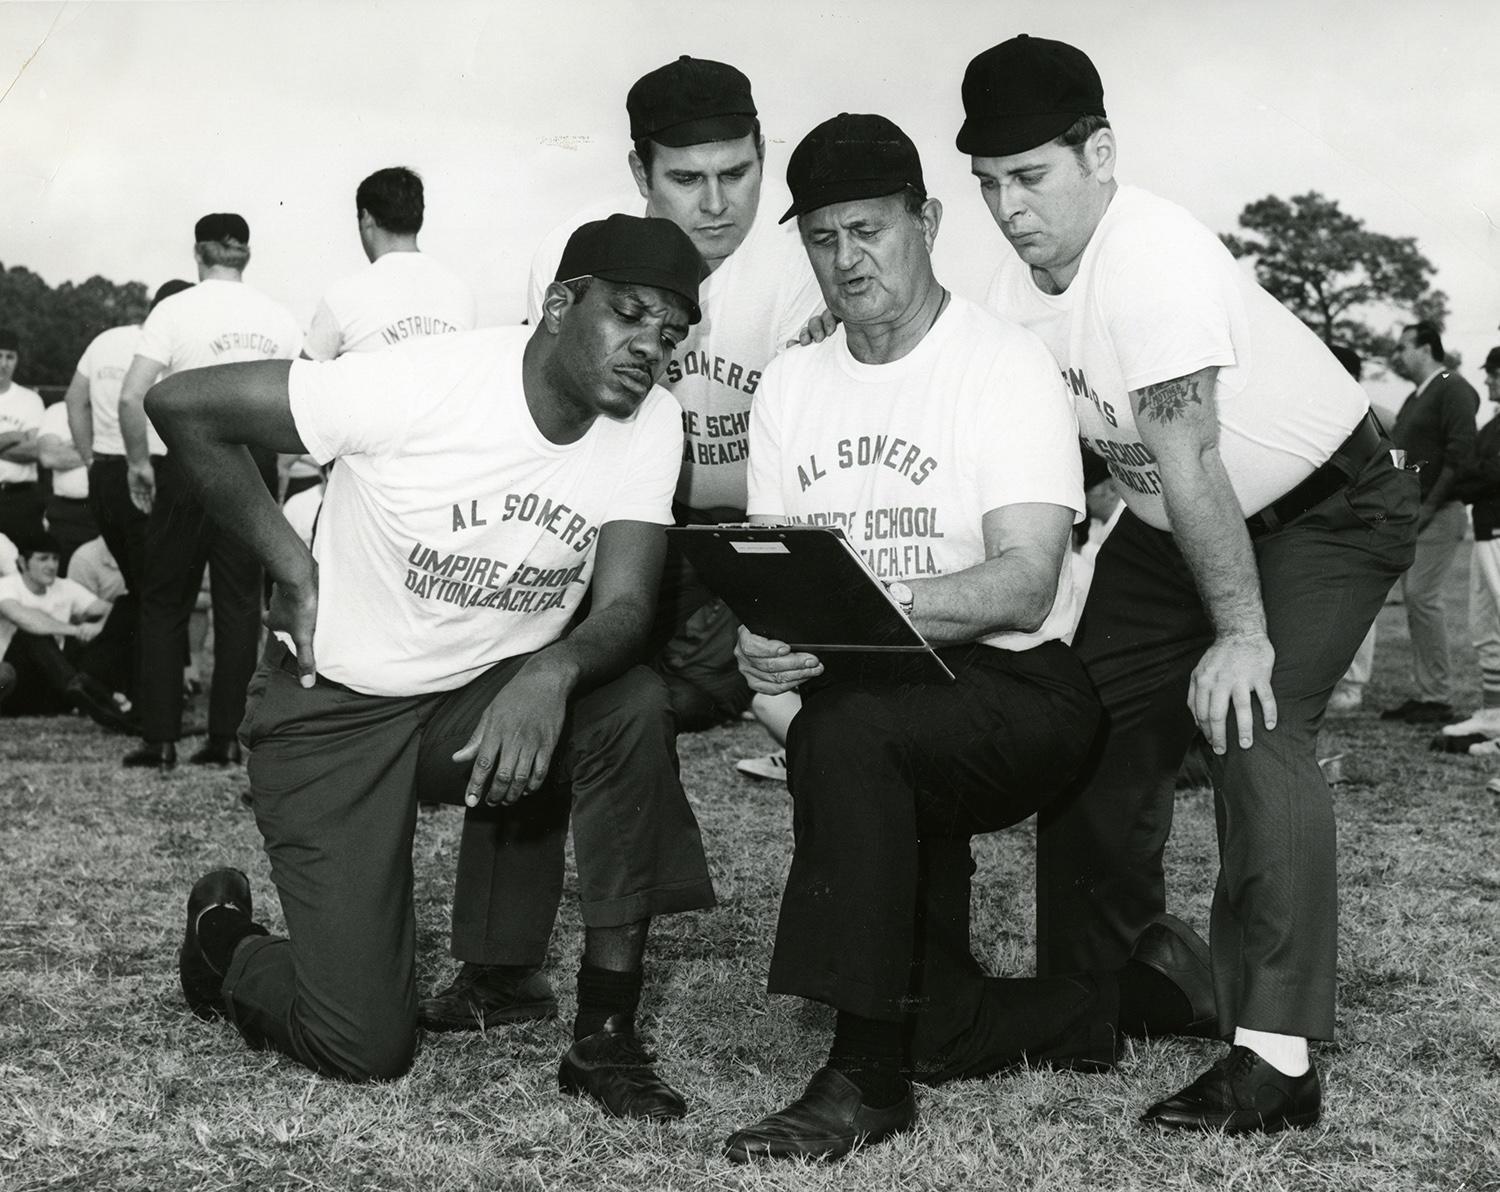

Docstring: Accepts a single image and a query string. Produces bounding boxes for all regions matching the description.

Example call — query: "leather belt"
[1245,411,1384,538]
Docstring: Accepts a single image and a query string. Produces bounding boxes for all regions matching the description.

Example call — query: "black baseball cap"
[956,35,1106,157]
[781,112,924,224]
[555,214,707,323]
[194,212,250,244]
[1485,347,1500,373]
[628,55,757,148]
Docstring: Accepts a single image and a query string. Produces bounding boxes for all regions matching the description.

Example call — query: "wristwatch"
[887,581,915,618]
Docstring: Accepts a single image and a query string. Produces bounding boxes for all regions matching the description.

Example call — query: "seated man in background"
[725,113,1211,1164]
[0,531,136,731]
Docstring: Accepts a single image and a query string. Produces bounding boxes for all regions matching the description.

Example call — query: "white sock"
[1234,1026,1309,1076]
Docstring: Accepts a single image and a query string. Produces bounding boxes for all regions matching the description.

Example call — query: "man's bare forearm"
[526,593,654,697]
[1163,448,1265,638]
[146,371,313,589]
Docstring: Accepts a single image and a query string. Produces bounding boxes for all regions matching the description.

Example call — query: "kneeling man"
[725,114,1210,1163]
[150,215,716,1117]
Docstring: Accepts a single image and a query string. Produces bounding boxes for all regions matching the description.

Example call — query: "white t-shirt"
[987,186,1367,532]
[747,294,1084,652]
[67,536,126,601]
[0,383,44,485]
[287,326,682,696]
[137,279,302,454]
[528,193,824,513]
[39,402,88,499]
[75,324,162,456]
[303,251,477,360]
[0,573,97,659]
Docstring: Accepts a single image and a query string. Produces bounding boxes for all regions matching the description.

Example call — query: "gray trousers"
[1401,500,1468,703]
[222,647,714,1080]
[1038,449,1419,1040]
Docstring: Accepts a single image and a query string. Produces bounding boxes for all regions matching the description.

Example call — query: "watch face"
[890,582,913,605]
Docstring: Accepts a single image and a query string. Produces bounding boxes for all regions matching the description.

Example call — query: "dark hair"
[561,277,593,303]
[149,279,194,313]
[1403,321,1444,363]
[634,118,764,175]
[1329,343,1362,381]
[16,530,61,560]
[356,166,424,235]
[902,184,929,217]
[1054,113,1111,162]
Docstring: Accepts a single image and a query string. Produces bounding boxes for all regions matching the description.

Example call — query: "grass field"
[2,564,1498,1191]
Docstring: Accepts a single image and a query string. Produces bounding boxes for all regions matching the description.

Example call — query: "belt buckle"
[1389,449,1409,470]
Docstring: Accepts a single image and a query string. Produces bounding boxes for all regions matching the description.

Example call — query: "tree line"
[0,262,151,390]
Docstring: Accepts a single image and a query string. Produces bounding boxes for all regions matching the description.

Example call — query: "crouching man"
[723,114,1212,1163]
[149,215,716,1118]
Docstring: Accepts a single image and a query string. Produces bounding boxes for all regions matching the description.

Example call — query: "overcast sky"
[4,0,1499,405]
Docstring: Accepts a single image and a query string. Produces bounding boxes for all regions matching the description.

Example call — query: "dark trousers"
[0,483,44,545]
[88,456,151,700]
[767,640,1102,1046]
[43,495,98,572]
[1037,450,1419,1040]
[226,648,715,1080]
[138,452,271,742]
[1,631,76,714]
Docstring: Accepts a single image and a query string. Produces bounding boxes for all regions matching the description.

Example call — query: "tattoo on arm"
[1137,376,1203,424]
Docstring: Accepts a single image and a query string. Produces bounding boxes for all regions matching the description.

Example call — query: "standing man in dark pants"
[1381,321,1479,723]
[152,214,715,1118]
[64,280,194,701]
[963,35,1420,1132]
[118,215,300,770]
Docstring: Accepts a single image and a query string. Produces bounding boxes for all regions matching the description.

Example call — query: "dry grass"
[3,562,1498,1191]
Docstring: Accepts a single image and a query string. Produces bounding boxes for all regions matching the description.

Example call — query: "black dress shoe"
[558,1015,687,1120]
[1142,1045,1321,1133]
[912,973,1120,1086]
[123,741,177,772]
[418,963,557,1031]
[1128,912,1220,1038]
[1380,699,1453,724]
[189,737,243,765]
[725,1067,916,1163]
[179,868,265,1021]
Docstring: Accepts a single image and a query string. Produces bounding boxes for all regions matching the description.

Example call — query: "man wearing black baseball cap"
[154,213,715,1119]
[442,52,822,1037]
[962,35,1419,1132]
[724,112,1214,1163]
[116,212,302,773]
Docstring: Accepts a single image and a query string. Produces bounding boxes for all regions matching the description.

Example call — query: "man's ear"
[628,149,651,201]
[920,197,944,252]
[1086,128,1116,184]
[541,281,578,332]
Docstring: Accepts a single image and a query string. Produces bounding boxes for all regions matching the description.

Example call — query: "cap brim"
[955,110,1081,157]
[779,179,910,224]
[649,113,757,148]
[591,267,703,324]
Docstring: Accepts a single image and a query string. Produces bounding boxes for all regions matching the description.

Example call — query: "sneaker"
[736,749,788,783]
[1442,707,1500,738]
[1487,776,1500,795]
[1469,740,1500,758]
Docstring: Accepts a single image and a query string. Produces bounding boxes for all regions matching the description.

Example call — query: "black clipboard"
[667,524,956,684]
